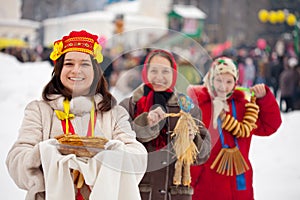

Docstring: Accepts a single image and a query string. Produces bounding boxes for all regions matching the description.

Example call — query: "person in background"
[243,57,256,87]
[188,56,282,200]
[100,48,114,87]
[279,57,300,112]
[119,49,211,200]
[6,30,147,200]
[268,51,284,98]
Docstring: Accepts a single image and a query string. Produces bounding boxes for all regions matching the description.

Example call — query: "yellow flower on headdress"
[93,43,103,63]
[50,41,63,61]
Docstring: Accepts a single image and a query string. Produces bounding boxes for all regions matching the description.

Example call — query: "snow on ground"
[0,53,299,199]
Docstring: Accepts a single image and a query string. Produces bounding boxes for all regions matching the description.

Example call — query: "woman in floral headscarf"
[187,56,282,200]
[120,49,211,200]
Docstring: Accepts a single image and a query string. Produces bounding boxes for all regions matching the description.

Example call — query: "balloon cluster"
[258,9,297,26]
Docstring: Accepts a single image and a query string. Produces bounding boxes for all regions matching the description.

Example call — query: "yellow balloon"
[258,9,269,23]
[286,14,297,26]
[276,10,285,23]
[269,11,278,24]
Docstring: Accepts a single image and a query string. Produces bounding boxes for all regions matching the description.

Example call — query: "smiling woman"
[60,52,94,97]
[6,30,147,200]
[119,49,211,200]
[146,54,174,92]
[187,56,282,200]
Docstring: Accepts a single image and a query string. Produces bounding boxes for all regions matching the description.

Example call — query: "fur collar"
[46,94,103,116]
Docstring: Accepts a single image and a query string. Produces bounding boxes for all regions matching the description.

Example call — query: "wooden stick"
[165,113,181,118]
[76,172,84,188]
[211,148,225,169]
[228,151,233,176]
[219,150,229,175]
[233,150,239,175]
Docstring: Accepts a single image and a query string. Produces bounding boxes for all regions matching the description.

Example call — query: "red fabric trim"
[76,188,84,200]
[153,128,167,150]
[60,114,97,136]
[86,112,97,137]
[61,119,75,135]
[135,91,154,117]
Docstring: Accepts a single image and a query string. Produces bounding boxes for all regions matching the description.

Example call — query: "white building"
[42,0,171,50]
[0,0,40,48]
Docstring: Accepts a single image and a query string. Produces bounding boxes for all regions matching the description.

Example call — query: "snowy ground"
[0,53,300,199]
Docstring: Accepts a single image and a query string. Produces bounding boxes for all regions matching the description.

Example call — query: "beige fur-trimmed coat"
[6,94,147,200]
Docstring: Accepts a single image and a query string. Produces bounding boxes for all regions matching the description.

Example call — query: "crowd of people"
[2,34,299,113]
[1,46,39,62]
[5,29,290,200]
[86,38,300,113]
[232,42,300,113]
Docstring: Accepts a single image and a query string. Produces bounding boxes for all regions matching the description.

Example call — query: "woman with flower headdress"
[6,30,147,200]
[187,56,282,200]
[119,49,211,200]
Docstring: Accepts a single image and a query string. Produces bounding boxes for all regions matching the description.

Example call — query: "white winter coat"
[6,94,147,200]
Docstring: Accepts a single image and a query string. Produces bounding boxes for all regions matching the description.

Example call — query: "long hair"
[42,54,116,112]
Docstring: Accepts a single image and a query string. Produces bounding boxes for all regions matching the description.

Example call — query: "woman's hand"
[250,84,266,98]
[104,140,124,150]
[147,107,166,126]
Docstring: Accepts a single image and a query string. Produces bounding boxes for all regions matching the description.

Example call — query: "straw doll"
[166,94,201,186]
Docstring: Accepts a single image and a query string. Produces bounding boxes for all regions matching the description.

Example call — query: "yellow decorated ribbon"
[49,41,64,61]
[93,43,103,63]
[55,98,96,136]
[55,99,74,134]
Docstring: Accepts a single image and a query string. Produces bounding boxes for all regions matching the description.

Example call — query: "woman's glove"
[104,140,125,151]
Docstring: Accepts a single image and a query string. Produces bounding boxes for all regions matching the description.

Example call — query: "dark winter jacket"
[119,84,211,200]
[279,68,300,97]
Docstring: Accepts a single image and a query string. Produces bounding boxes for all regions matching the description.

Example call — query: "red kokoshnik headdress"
[49,30,103,63]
